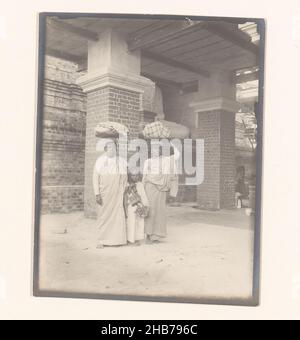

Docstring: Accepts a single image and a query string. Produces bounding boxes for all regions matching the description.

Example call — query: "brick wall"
[41,187,84,214]
[220,112,236,209]
[41,56,86,214]
[162,87,244,208]
[84,86,143,218]
[191,110,235,210]
[192,111,221,210]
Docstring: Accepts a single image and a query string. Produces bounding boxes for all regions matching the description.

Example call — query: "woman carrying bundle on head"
[142,121,181,244]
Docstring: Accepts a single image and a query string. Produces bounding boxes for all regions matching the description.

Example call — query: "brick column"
[41,56,86,214]
[191,95,239,210]
[77,30,154,218]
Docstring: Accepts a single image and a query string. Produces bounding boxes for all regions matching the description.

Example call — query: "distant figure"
[124,173,149,246]
[93,140,127,248]
[235,166,248,208]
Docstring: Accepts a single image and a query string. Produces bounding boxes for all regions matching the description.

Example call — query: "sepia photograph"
[33,13,265,305]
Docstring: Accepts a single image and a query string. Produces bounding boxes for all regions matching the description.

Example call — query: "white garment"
[126,182,149,243]
[93,155,128,246]
[142,150,179,198]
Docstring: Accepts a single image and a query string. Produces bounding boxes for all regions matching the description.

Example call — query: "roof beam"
[141,49,210,78]
[130,20,173,38]
[141,73,183,89]
[128,20,205,51]
[205,22,259,55]
[235,69,259,83]
[46,17,99,41]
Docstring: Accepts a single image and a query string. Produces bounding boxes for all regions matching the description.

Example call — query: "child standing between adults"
[124,173,149,245]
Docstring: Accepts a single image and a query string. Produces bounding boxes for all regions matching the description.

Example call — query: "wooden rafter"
[141,50,210,78]
[130,20,173,38]
[46,17,99,41]
[235,70,259,83]
[128,21,205,51]
[205,22,259,55]
[129,20,259,58]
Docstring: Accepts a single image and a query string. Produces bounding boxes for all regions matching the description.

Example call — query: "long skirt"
[144,182,167,239]
[126,205,145,243]
[96,174,127,246]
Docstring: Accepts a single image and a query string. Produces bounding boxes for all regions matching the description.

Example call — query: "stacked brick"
[220,112,236,209]
[192,110,235,210]
[41,56,86,213]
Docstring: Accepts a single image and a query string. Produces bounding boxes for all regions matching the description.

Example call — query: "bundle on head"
[142,120,171,139]
[95,122,129,138]
[142,120,190,140]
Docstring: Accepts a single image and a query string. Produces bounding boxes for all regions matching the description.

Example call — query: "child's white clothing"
[126,182,149,243]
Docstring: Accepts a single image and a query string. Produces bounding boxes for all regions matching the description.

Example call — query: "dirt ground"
[38,204,255,302]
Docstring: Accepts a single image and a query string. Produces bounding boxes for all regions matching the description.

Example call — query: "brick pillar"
[41,56,86,214]
[77,30,154,218]
[191,97,239,210]
[220,110,236,208]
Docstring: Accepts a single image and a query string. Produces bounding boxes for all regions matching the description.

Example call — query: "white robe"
[93,155,127,246]
[142,148,180,239]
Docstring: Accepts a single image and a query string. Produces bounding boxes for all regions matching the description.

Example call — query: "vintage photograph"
[34,13,264,305]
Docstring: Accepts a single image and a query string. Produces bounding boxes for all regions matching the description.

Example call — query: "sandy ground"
[38,205,255,302]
